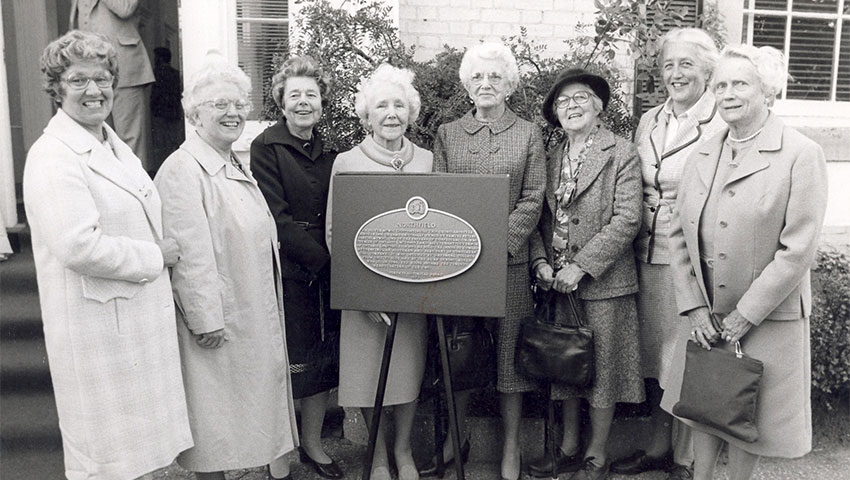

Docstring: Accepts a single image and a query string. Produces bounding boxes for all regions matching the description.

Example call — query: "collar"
[257,118,324,160]
[698,112,783,155]
[44,109,119,155]
[358,135,415,170]
[459,108,518,135]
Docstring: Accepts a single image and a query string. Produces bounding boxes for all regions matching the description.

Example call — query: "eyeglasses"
[555,91,592,109]
[62,74,114,90]
[201,98,253,112]
[712,80,752,95]
[470,72,505,85]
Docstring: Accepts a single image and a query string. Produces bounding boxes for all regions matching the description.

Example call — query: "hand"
[720,309,754,344]
[157,237,181,267]
[552,263,585,293]
[367,311,392,325]
[687,306,719,349]
[196,328,226,349]
[534,263,555,291]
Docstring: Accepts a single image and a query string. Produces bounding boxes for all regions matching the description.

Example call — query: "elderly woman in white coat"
[24,30,192,480]
[661,45,827,480]
[612,28,725,480]
[154,57,298,480]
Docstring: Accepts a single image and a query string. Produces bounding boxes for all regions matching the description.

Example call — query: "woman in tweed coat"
[528,69,644,480]
[427,42,545,480]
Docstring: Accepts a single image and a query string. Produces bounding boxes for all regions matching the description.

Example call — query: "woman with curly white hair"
[326,63,433,480]
[661,45,827,480]
[155,54,298,480]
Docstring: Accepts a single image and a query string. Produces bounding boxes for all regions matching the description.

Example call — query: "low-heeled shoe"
[419,439,471,477]
[666,464,694,480]
[528,447,583,477]
[569,457,610,480]
[299,447,344,479]
[610,449,674,475]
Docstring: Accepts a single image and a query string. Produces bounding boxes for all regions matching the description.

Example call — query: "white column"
[0,1,18,227]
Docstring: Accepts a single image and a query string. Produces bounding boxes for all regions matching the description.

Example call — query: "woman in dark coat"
[251,56,343,480]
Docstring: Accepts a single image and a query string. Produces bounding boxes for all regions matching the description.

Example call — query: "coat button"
[654,164,659,168]
[719,221,727,228]
[728,190,736,197]
[718,284,727,289]
[718,253,727,260]
[571,218,580,225]
[140,278,149,284]
[649,207,656,212]
[571,245,580,253]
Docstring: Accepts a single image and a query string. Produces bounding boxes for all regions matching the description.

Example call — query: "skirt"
[338,311,427,407]
[496,263,537,393]
[660,316,812,458]
[636,261,685,386]
[551,294,646,408]
[282,278,340,399]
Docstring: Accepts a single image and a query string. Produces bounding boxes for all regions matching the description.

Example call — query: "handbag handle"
[534,288,585,328]
[709,312,746,359]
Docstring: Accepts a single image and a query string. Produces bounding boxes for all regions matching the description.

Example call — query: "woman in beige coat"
[155,57,298,480]
[24,30,192,480]
[661,45,828,480]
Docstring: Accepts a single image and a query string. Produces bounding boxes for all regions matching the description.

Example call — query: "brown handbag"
[673,336,764,443]
[516,289,594,387]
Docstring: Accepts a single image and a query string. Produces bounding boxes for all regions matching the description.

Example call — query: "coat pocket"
[80,275,143,303]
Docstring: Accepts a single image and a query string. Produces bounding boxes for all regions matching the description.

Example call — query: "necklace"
[728,126,764,143]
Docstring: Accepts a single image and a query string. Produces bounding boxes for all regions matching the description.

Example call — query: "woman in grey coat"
[528,69,645,480]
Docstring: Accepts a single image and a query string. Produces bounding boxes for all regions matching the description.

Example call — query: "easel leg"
[436,316,465,480]
[547,383,557,479]
[361,313,399,480]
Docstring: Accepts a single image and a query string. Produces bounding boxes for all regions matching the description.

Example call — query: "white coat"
[23,109,192,480]
[154,132,298,471]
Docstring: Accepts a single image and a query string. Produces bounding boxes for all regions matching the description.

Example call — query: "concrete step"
[0,390,61,451]
[0,337,52,390]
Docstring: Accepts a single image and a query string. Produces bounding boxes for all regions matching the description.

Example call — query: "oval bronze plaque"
[354,197,481,283]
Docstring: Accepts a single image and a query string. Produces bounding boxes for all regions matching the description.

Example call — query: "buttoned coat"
[432,109,546,266]
[633,92,726,264]
[530,126,642,300]
[669,114,828,324]
[23,109,192,480]
[155,132,298,471]
[70,0,154,88]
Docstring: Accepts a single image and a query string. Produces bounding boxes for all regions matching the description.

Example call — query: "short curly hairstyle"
[40,30,118,107]
[271,56,332,109]
[458,42,520,94]
[354,64,421,131]
[182,53,252,125]
[713,44,787,102]
[657,28,720,81]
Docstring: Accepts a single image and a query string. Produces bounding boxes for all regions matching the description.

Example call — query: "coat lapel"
[648,108,667,165]
[661,92,718,160]
[573,126,616,200]
[724,113,781,186]
[545,140,565,214]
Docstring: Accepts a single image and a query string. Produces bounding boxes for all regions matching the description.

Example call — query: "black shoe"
[299,447,344,479]
[419,439,471,477]
[528,447,583,477]
[569,457,610,480]
[610,450,674,475]
[666,464,694,480]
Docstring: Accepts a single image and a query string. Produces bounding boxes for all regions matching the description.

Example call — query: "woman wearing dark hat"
[527,69,645,480]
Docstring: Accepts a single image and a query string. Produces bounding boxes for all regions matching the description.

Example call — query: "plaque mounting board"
[330,173,508,318]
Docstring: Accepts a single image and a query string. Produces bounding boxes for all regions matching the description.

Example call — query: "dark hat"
[541,68,611,128]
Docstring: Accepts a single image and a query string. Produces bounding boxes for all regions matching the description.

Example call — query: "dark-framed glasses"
[201,98,253,112]
[62,74,114,90]
[555,91,592,108]
[470,72,505,85]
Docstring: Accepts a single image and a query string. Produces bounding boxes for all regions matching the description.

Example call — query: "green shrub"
[811,249,850,408]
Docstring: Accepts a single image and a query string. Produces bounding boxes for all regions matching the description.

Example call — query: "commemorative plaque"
[330,173,508,318]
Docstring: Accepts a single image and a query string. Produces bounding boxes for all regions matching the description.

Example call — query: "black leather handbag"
[673,338,764,443]
[516,289,594,387]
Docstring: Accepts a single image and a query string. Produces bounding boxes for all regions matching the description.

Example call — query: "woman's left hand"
[196,328,227,349]
[553,264,585,293]
[720,309,754,344]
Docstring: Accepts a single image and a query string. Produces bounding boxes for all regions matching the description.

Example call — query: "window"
[742,0,850,102]
[236,0,289,120]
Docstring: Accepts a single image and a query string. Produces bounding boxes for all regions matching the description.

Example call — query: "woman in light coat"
[661,45,828,480]
[612,28,726,480]
[23,30,192,480]
[154,57,298,480]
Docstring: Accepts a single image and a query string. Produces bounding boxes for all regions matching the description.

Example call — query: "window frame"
[742,0,850,111]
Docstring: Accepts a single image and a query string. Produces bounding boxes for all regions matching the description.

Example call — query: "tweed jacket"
[433,109,546,266]
[71,0,154,88]
[633,91,726,264]
[530,126,642,301]
[23,109,192,479]
[251,119,338,284]
[669,114,828,325]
